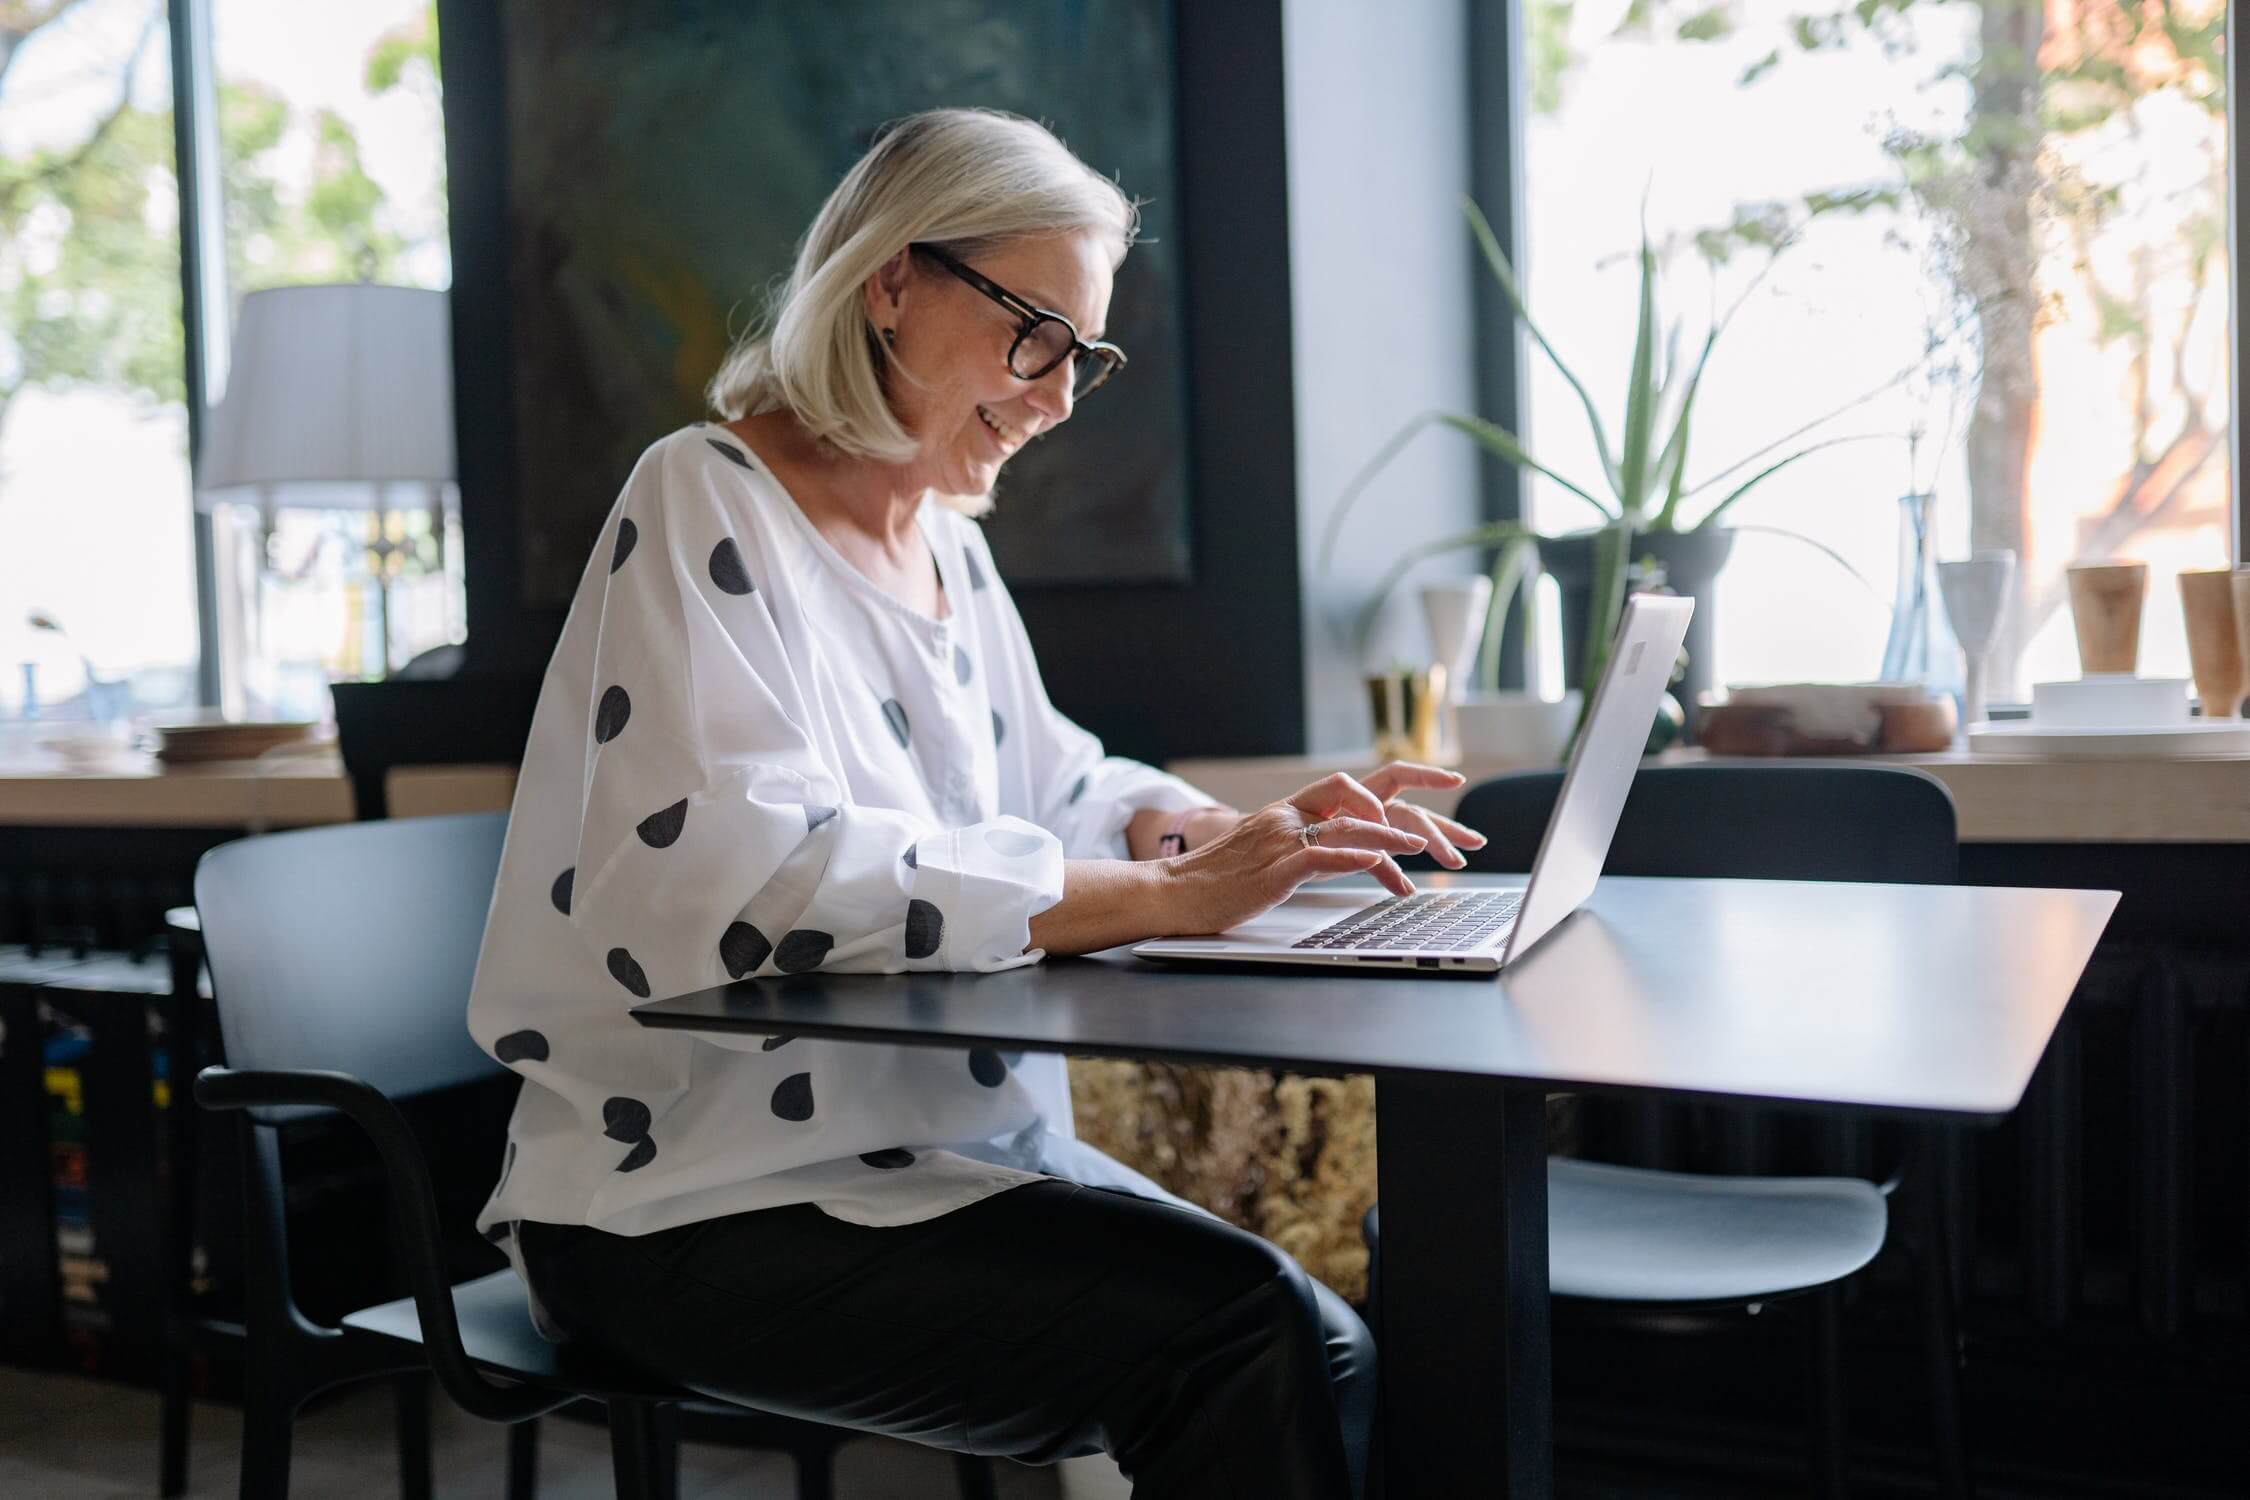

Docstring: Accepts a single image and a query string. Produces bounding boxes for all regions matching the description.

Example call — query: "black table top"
[632,874,2118,1120]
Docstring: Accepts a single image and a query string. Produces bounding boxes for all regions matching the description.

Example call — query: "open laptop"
[1135,593,1694,974]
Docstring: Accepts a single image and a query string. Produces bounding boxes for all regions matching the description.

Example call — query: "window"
[205,0,455,717]
[1,0,197,722]
[1519,0,2230,701]
[0,0,454,734]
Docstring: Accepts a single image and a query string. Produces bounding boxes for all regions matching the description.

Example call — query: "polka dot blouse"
[469,426,1211,1288]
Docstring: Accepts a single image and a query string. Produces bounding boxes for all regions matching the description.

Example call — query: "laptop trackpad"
[1224,889,1375,943]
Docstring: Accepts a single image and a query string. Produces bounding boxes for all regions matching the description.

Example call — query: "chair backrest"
[1456,763,1958,886]
[195,812,508,1110]
[332,677,541,819]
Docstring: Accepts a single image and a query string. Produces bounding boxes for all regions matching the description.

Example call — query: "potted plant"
[1321,199,1886,726]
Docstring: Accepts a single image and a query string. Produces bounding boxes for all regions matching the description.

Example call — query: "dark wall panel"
[438,0,1302,765]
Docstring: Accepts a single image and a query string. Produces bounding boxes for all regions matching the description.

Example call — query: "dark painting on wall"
[501,0,1194,608]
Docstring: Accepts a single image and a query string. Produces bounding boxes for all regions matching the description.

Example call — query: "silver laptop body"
[1133,593,1694,974]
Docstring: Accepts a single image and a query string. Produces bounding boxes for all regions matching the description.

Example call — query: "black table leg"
[1376,1074,1551,1499]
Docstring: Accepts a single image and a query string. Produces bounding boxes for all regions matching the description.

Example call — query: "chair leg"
[394,1372,433,1500]
[1906,1153,1974,1499]
[651,1402,682,1500]
[159,1339,192,1496]
[608,1400,664,1500]
[1915,1239,1973,1499]
[795,1438,837,1500]
[954,1451,1001,1500]
[236,1369,298,1500]
[505,1419,539,1500]
[1804,1283,1849,1499]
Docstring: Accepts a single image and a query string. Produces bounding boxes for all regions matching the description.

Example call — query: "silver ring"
[1301,821,1325,848]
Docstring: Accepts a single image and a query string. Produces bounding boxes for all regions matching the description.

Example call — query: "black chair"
[1365,763,1971,1498]
[330,677,542,820]
[192,811,1000,1498]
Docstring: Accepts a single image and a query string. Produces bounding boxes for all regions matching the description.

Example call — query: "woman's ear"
[862,249,911,326]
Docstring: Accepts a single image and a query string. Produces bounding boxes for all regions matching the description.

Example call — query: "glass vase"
[1879,491,1937,684]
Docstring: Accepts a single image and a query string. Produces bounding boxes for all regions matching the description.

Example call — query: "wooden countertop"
[0,746,516,828]
[6,740,2243,843]
[1167,747,2250,845]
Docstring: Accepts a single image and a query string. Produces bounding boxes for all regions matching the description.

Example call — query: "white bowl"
[2030,675,2190,728]
[1456,692,1582,765]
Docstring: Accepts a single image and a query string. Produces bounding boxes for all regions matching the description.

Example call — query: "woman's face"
[869,230,1114,497]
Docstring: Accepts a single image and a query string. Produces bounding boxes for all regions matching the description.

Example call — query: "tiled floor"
[0,1365,1128,1498]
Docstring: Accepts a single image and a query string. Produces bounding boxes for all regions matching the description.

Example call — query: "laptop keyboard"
[1290,889,1524,952]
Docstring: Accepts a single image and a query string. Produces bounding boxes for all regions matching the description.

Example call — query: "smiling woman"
[464,107,1481,1497]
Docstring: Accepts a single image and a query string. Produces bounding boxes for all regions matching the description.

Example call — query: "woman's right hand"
[1157,769,1456,937]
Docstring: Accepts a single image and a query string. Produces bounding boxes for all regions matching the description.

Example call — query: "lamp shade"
[197,283,456,511]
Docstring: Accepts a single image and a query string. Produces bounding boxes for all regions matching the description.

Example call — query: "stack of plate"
[147,717,319,765]
[1967,675,2250,758]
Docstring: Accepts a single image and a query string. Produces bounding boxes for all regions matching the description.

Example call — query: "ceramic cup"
[2066,561,2148,675]
[2179,569,2245,718]
[2232,569,2250,717]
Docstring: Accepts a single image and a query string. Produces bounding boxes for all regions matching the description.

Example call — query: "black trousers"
[519,1177,1375,1498]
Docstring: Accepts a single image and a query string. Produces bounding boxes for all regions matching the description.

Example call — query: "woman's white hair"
[707,108,1138,505]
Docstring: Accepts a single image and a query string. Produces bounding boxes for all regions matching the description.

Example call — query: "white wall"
[1283,0,1484,753]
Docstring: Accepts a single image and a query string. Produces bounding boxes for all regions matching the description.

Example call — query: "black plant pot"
[1537,526,1737,721]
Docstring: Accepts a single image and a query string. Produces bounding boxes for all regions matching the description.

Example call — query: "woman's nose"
[1023,360,1074,425]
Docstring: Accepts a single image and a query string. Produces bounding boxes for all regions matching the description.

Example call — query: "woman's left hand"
[1287,761,1490,874]
[1357,762,1490,870]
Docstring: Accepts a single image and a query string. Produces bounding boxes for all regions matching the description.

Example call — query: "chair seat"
[344,1269,687,1403]
[1367,1157,1889,1306]
[1546,1158,1888,1303]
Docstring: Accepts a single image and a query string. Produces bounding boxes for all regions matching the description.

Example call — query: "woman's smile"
[974,403,1030,454]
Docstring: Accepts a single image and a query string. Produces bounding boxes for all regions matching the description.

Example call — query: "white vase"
[1456,691,1583,766]
[1419,577,1494,697]
[1418,577,1494,761]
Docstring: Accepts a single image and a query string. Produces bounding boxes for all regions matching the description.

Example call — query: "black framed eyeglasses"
[909,242,1126,400]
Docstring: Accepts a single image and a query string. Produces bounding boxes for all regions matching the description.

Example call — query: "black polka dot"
[494,1030,549,1065]
[483,1221,513,1244]
[637,799,688,848]
[968,1049,1009,1087]
[902,844,918,870]
[965,549,989,591]
[904,899,944,959]
[709,537,754,595]
[601,1096,652,1142]
[806,804,839,833]
[771,1072,815,1121]
[617,1137,657,1172]
[706,437,753,468]
[776,929,834,974]
[992,709,1006,746]
[881,697,910,749]
[1068,774,1088,804]
[610,518,637,572]
[954,644,973,685]
[594,685,631,743]
[720,921,773,979]
[860,1148,916,1169]
[986,828,1044,858]
[761,1034,793,1051]
[550,868,574,915]
[606,947,650,998]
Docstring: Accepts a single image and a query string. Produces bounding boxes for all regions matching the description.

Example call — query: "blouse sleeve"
[970,530,1218,861]
[560,446,1064,1037]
